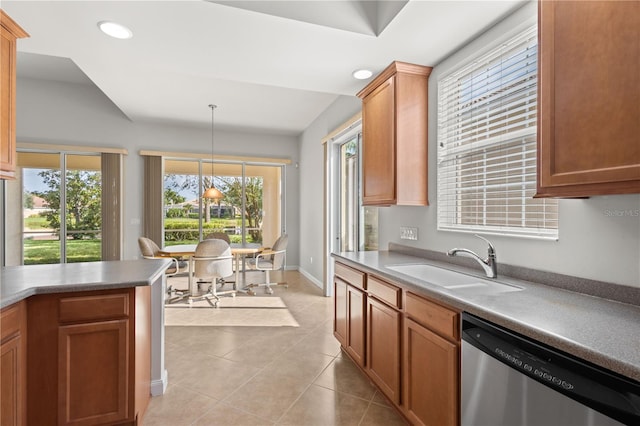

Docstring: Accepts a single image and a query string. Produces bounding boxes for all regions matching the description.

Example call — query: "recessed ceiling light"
[352,69,373,80]
[98,21,133,39]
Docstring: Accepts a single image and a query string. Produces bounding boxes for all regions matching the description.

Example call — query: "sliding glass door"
[337,134,378,253]
[17,152,102,264]
[163,159,282,247]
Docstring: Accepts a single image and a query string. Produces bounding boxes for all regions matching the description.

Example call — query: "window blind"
[437,25,558,239]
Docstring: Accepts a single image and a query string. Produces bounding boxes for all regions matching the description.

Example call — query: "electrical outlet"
[400,226,418,241]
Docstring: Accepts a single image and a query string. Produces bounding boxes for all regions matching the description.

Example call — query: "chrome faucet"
[447,235,498,278]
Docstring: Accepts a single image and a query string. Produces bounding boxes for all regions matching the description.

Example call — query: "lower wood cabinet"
[27,287,151,426]
[334,277,366,367]
[403,318,459,426]
[403,292,460,425]
[58,319,130,425]
[333,262,461,425]
[334,263,367,368]
[366,296,401,404]
[0,301,27,426]
[334,278,348,347]
[347,285,366,366]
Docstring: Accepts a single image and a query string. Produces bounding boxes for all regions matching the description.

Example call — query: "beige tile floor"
[142,270,408,426]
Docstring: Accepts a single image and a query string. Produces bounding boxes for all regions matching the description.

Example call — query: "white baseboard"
[268,265,326,293]
[298,267,323,289]
[150,369,168,396]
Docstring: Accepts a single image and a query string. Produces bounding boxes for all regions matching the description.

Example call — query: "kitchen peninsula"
[0,259,171,425]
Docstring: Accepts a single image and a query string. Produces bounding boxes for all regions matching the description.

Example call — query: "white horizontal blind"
[437,25,558,239]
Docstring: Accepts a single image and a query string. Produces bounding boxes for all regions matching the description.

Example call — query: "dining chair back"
[246,233,289,295]
[192,239,235,305]
[204,232,231,244]
[203,232,236,282]
[139,236,189,302]
[138,236,179,276]
[194,239,233,278]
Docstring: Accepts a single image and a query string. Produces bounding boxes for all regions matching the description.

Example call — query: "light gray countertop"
[333,250,640,383]
[0,259,172,309]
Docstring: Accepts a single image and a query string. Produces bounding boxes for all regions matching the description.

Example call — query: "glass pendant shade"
[203,186,224,200]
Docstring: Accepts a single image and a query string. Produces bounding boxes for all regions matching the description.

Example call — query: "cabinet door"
[537,0,640,196]
[0,22,16,179]
[0,301,26,426]
[403,318,459,426]
[334,278,348,347]
[367,296,401,404]
[394,70,429,206]
[1,335,25,426]
[0,11,27,180]
[58,319,129,426]
[362,76,395,205]
[346,285,366,367]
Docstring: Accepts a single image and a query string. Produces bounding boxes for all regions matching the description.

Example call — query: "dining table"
[157,242,262,297]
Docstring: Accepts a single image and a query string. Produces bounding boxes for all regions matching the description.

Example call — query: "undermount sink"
[385,263,522,294]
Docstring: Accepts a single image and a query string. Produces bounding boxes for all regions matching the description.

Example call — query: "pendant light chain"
[203,104,223,200]
[209,104,216,183]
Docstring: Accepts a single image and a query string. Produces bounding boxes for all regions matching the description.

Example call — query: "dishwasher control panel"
[493,345,574,390]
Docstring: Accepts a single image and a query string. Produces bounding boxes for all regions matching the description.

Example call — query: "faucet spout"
[446,235,498,278]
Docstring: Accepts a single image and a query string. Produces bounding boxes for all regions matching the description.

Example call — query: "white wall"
[299,1,640,288]
[11,77,301,265]
[298,96,360,285]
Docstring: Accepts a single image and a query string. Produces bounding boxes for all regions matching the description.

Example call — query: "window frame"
[436,24,558,240]
[7,148,123,265]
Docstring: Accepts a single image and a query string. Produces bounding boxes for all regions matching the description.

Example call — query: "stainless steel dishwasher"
[462,313,640,426]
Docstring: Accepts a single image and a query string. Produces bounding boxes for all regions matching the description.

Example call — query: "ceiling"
[4,0,526,136]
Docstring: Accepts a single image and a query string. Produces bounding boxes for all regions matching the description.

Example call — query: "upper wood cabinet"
[357,61,432,206]
[0,10,28,180]
[536,0,640,197]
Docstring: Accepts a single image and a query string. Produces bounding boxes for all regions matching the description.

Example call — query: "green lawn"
[22,216,256,264]
[24,215,52,230]
[23,239,101,264]
[163,217,258,244]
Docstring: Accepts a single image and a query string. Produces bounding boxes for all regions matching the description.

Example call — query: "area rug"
[164,296,299,327]
[165,296,287,309]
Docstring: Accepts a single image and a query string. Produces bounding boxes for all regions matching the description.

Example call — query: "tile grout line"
[150,272,406,425]
[272,352,341,425]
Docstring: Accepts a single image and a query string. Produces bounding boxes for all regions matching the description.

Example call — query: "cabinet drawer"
[405,292,459,341]
[59,292,130,323]
[335,262,366,290]
[0,301,24,342]
[368,276,401,309]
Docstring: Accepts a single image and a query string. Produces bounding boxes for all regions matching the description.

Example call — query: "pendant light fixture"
[203,104,224,200]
